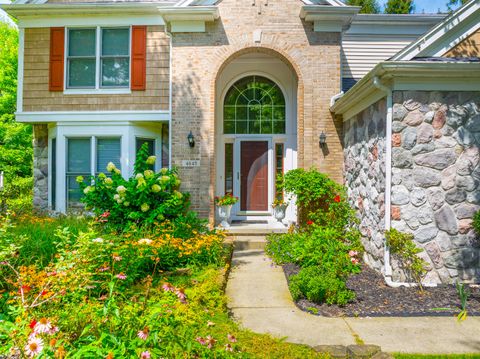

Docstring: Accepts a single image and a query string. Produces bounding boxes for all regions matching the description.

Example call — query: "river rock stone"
[426,187,445,211]
[411,143,435,155]
[391,185,410,205]
[402,127,417,149]
[417,123,434,143]
[392,120,407,133]
[444,249,479,269]
[414,149,457,170]
[404,110,424,126]
[434,205,458,235]
[432,109,446,129]
[392,148,413,168]
[465,114,480,132]
[393,104,408,121]
[455,126,476,147]
[447,106,468,128]
[410,188,427,207]
[445,187,467,205]
[425,241,444,269]
[414,226,439,243]
[413,167,441,188]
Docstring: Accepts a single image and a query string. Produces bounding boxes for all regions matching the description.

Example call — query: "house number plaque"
[181,160,200,167]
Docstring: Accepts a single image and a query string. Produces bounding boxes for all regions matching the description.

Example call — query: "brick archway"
[209,45,305,222]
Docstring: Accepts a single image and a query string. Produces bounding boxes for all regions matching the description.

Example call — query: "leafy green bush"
[473,210,480,237]
[289,266,355,306]
[79,144,204,233]
[283,168,357,228]
[385,228,428,286]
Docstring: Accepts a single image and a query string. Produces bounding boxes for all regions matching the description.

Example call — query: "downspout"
[372,77,432,288]
[164,23,173,170]
[330,91,344,107]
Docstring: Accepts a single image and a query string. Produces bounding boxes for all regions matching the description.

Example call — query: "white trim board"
[17,14,165,28]
[16,111,170,123]
[391,0,480,60]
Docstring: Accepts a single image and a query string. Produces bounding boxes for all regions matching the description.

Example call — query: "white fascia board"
[18,14,165,28]
[300,5,360,31]
[391,0,480,61]
[15,111,170,123]
[158,6,219,22]
[331,61,480,119]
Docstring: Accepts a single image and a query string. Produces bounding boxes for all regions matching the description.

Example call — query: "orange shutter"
[49,27,65,92]
[131,26,147,91]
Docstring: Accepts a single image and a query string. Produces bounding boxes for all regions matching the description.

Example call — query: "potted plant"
[215,192,238,228]
[272,174,288,225]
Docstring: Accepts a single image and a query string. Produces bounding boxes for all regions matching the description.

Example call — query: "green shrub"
[79,143,204,233]
[0,176,33,215]
[283,168,357,229]
[289,266,355,306]
[385,228,428,286]
[266,226,362,277]
[473,210,480,237]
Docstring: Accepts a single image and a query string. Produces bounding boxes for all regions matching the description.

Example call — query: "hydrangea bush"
[78,144,193,231]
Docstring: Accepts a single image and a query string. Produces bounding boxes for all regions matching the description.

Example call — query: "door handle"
[237,172,240,180]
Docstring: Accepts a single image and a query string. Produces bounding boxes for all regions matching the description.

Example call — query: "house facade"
[3,0,479,284]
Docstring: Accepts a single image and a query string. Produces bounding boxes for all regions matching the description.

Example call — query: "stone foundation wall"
[391,91,480,283]
[344,99,387,272]
[33,124,48,211]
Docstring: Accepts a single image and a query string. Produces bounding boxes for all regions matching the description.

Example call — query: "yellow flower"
[106,162,116,172]
[146,156,156,165]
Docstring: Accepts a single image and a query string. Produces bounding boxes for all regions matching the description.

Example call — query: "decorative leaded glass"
[224,76,286,134]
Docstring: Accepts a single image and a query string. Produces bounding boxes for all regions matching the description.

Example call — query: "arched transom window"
[223,75,286,134]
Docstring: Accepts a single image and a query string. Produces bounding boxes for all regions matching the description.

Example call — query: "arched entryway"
[215,51,298,224]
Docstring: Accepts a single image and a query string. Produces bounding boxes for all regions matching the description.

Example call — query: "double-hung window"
[66,137,121,207]
[67,27,130,89]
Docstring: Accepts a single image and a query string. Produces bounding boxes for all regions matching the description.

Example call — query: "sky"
[379,0,459,14]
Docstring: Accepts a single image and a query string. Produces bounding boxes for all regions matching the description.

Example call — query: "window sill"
[63,88,132,95]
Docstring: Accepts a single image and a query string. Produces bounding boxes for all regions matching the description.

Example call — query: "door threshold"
[236,211,271,216]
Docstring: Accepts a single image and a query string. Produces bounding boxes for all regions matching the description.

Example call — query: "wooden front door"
[240,141,268,211]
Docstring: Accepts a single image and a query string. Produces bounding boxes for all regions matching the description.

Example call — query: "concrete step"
[233,237,267,250]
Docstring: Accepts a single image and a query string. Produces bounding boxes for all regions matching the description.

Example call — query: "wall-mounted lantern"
[187,131,195,148]
[319,132,327,147]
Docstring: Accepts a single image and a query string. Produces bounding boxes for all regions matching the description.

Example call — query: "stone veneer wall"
[33,124,48,211]
[391,91,480,283]
[344,99,387,272]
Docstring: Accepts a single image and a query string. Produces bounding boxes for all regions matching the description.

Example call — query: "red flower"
[334,195,341,203]
[29,319,37,329]
[307,220,314,225]
[100,211,110,218]
[41,290,48,296]
[20,285,31,294]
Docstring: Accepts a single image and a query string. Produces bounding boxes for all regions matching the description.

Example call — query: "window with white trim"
[67,27,130,89]
[66,137,121,207]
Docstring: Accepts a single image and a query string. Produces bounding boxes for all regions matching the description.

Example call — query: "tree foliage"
[0,23,33,211]
[447,0,470,11]
[346,0,380,14]
[384,0,414,14]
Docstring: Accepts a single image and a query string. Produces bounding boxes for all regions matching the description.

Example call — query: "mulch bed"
[283,263,480,317]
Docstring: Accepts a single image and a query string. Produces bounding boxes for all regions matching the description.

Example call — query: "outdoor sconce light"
[319,132,327,147]
[187,131,195,148]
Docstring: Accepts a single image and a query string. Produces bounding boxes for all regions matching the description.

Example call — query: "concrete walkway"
[225,245,480,355]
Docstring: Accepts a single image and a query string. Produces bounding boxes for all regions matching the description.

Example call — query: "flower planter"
[273,203,288,225]
[217,204,233,228]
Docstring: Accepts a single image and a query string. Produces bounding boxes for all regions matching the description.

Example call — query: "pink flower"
[99,266,110,272]
[207,321,215,327]
[196,337,206,345]
[34,318,52,334]
[112,255,122,262]
[351,257,359,265]
[227,333,237,343]
[205,335,216,349]
[175,288,187,304]
[116,273,127,280]
[25,336,43,357]
[140,351,151,359]
[225,344,233,352]
[100,211,110,218]
[137,327,149,340]
[162,283,175,292]
[48,326,59,335]
[348,250,358,257]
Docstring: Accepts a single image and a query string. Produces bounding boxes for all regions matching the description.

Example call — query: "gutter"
[373,76,435,288]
